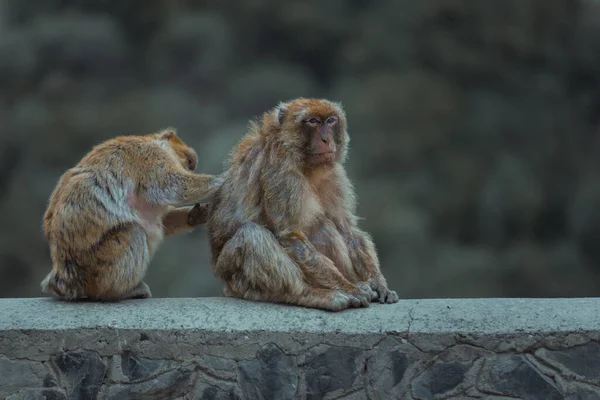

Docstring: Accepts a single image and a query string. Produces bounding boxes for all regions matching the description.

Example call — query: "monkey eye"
[187,158,195,170]
[306,117,320,125]
[326,116,338,125]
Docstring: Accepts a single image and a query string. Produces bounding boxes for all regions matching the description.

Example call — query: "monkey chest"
[298,193,324,227]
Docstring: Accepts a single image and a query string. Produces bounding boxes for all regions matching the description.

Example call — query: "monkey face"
[276,98,347,169]
[301,114,339,167]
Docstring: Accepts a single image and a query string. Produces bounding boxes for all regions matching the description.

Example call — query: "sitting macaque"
[41,128,218,301]
[207,98,399,311]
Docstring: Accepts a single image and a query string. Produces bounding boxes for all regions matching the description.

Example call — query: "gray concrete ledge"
[2,297,600,334]
[1,297,600,399]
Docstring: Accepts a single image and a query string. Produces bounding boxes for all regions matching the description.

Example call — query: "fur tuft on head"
[269,98,347,126]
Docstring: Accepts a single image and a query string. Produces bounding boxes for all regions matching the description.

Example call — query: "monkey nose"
[321,137,328,143]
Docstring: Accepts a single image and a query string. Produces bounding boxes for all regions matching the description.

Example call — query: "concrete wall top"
[1,297,598,334]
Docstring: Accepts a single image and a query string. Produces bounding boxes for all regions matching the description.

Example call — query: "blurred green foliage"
[1,0,600,298]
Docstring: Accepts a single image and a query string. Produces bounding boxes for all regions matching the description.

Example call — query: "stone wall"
[1,297,599,400]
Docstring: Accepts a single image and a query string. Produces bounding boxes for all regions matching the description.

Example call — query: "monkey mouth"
[309,151,335,165]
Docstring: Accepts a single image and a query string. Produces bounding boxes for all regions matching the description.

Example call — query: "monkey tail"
[41,271,81,301]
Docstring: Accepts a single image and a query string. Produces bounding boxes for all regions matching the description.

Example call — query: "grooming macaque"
[207,98,398,311]
[41,129,218,301]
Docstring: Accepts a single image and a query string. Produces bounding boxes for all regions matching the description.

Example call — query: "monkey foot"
[356,282,378,301]
[330,288,371,311]
[126,281,152,300]
[371,287,399,304]
[223,286,236,297]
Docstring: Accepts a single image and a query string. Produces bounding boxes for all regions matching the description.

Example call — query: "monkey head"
[270,98,349,169]
[153,129,198,171]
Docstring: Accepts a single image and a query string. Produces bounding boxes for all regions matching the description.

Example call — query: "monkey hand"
[277,229,314,261]
[277,229,309,246]
[368,277,399,304]
[188,203,210,226]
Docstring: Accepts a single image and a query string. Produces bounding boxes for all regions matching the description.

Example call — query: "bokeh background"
[1,0,600,299]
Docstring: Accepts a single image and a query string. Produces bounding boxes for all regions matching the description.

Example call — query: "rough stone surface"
[0,357,48,397]
[484,355,563,400]
[2,297,600,399]
[52,350,107,400]
[412,361,471,399]
[366,348,409,398]
[107,368,193,400]
[5,388,67,400]
[120,350,172,383]
[238,343,298,400]
[567,388,600,400]
[305,346,362,400]
[538,342,600,382]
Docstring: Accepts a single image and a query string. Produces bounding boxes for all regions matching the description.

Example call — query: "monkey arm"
[161,203,209,237]
[342,225,399,304]
[344,227,381,279]
[145,170,218,207]
[260,166,307,231]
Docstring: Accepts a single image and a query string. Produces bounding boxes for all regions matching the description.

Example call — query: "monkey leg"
[215,222,367,311]
[162,203,209,237]
[307,219,360,282]
[230,286,369,312]
[278,229,371,307]
[345,227,399,304]
[82,223,151,301]
[305,219,378,302]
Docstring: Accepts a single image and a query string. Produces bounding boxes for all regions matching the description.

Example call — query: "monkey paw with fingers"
[188,202,210,226]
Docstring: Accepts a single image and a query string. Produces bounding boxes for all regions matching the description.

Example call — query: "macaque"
[41,128,218,301]
[207,99,399,311]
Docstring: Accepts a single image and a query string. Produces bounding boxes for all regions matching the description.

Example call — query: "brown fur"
[207,99,399,311]
[41,128,218,301]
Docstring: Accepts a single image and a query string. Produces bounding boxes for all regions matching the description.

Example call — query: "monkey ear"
[159,128,177,141]
[275,102,288,125]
